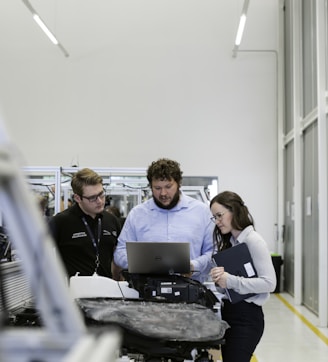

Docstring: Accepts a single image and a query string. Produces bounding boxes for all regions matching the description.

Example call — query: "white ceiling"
[0,1,281,248]
[0,0,279,61]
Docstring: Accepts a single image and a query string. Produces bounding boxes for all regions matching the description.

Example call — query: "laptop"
[212,242,257,304]
[126,241,190,275]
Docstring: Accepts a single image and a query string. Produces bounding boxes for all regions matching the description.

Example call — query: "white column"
[316,0,328,328]
[292,0,303,306]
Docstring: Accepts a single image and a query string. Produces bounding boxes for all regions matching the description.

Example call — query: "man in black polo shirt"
[49,168,121,279]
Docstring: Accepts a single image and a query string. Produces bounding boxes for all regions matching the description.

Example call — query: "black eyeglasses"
[210,211,227,223]
[81,190,106,203]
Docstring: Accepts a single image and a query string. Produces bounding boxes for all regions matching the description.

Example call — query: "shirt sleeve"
[113,209,137,269]
[226,229,277,295]
[189,213,214,281]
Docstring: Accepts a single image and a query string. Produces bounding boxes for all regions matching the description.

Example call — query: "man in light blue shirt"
[114,158,214,282]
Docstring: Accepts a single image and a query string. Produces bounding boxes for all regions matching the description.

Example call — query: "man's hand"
[111,262,124,281]
[182,262,194,278]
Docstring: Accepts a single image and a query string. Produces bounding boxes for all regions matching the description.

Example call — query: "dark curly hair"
[146,158,183,186]
[210,191,254,252]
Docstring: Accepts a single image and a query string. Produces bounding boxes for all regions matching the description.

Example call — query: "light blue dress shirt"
[114,191,214,282]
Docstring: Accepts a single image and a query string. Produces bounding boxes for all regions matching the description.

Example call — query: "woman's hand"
[210,266,228,288]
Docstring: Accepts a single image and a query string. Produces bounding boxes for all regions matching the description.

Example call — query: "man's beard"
[153,190,180,210]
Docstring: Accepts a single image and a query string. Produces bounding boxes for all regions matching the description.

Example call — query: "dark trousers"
[221,300,264,362]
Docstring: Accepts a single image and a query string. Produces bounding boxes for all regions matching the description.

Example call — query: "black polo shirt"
[49,203,121,278]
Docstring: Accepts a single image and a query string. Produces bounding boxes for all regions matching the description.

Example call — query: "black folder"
[212,242,257,304]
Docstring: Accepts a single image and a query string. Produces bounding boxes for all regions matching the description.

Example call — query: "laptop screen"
[126,241,190,275]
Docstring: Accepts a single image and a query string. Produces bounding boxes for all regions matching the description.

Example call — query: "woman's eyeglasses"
[210,211,227,223]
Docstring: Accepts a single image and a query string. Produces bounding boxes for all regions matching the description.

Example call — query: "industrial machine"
[0,118,121,362]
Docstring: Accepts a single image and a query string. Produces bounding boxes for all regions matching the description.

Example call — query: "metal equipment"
[0,118,120,362]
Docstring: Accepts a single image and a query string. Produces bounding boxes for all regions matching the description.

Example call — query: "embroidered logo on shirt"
[103,230,117,237]
[72,232,87,239]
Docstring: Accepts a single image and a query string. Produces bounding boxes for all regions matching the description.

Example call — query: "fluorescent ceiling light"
[22,0,69,57]
[235,14,247,46]
[232,0,250,57]
[33,14,58,45]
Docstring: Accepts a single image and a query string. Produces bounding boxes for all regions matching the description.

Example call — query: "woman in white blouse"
[210,191,276,362]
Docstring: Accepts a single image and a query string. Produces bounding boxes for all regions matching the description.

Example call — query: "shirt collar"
[74,203,103,220]
[231,225,254,245]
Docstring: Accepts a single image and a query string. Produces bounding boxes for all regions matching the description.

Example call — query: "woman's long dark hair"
[210,191,254,253]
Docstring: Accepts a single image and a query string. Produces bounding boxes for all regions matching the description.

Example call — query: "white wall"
[0,0,280,251]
